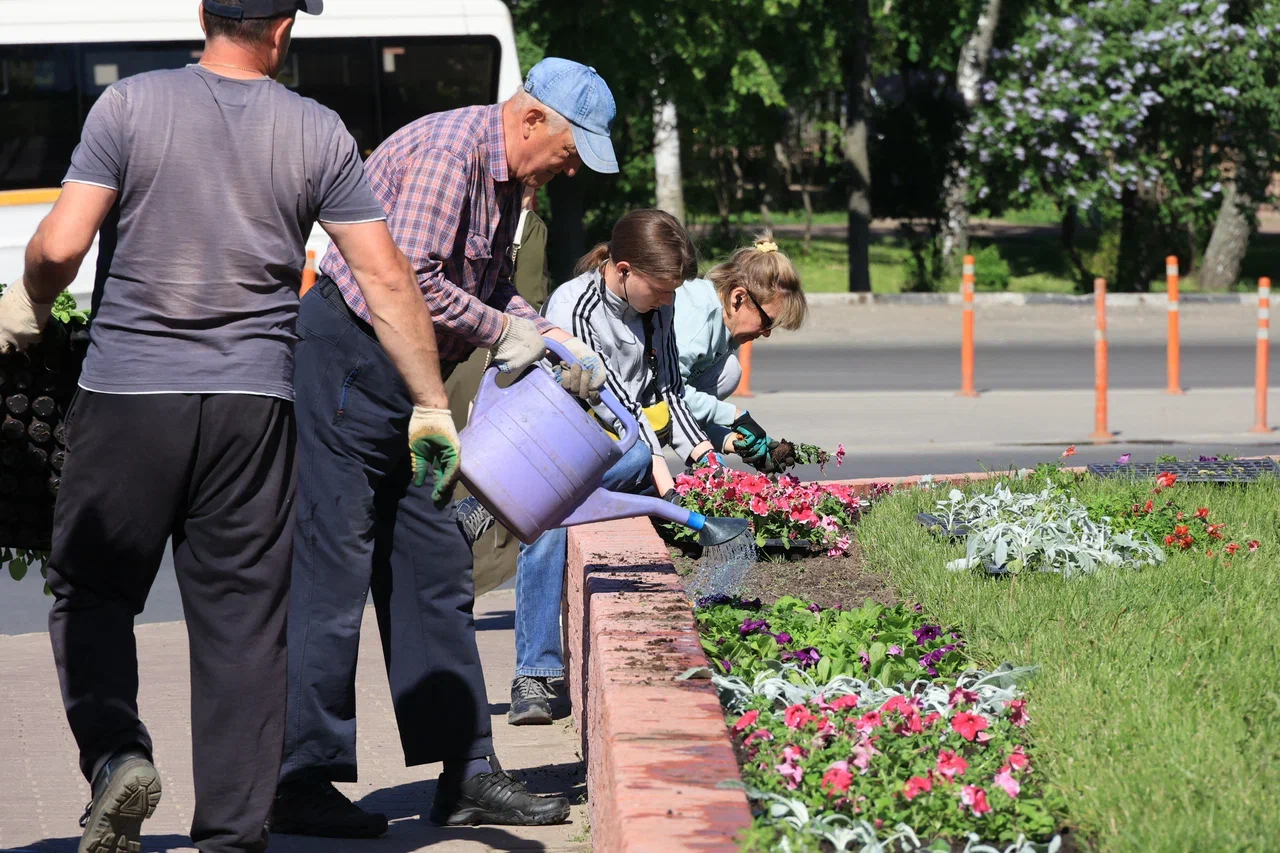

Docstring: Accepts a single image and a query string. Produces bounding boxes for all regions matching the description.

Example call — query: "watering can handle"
[542,337,641,457]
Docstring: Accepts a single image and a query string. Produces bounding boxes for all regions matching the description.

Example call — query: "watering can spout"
[560,488,699,530]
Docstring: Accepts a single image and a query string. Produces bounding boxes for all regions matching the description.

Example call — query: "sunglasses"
[744,289,775,332]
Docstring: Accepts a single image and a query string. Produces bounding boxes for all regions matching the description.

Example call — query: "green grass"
[856,475,1280,852]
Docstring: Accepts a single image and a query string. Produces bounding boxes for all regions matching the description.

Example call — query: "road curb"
[806,292,1259,307]
[566,518,751,853]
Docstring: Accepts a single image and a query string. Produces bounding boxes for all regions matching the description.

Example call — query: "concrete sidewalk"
[744,387,1280,454]
[0,589,588,853]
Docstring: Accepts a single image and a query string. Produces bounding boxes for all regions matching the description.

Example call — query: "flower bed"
[694,596,1065,852]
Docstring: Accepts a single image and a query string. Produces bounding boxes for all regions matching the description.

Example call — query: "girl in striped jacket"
[507,209,718,725]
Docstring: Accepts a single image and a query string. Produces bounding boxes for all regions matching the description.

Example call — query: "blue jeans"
[514,441,654,678]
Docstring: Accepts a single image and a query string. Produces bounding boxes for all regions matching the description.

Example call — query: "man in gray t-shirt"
[0,2,464,852]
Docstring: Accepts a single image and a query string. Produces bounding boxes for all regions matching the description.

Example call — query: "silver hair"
[508,88,571,133]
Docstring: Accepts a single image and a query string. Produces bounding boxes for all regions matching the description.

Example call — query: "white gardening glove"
[490,315,546,374]
[559,336,607,398]
[0,278,54,354]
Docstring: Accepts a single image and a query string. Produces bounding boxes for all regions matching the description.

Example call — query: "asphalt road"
[749,342,1267,393]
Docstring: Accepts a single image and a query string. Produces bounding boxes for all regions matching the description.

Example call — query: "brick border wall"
[565,517,752,853]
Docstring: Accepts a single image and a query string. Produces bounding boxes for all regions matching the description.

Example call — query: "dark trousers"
[279,279,492,785]
[47,390,297,853]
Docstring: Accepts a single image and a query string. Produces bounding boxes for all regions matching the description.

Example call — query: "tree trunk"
[802,189,814,256]
[1199,182,1253,292]
[940,0,1002,267]
[843,0,873,292]
[653,99,685,224]
[1116,187,1158,292]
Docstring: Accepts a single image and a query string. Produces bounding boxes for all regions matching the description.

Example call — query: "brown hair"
[707,232,807,331]
[574,209,698,284]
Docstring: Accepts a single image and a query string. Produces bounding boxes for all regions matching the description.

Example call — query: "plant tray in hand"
[1086,458,1280,483]
[0,318,90,552]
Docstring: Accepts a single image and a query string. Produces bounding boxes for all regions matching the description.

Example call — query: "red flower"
[784,704,815,729]
[1207,523,1226,540]
[1225,542,1240,555]
[961,785,992,815]
[951,712,990,741]
[1144,499,1154,514]
[1156,472,1178,488]
[1206,549,1215,558]
[1163,534,1177,546]
[948,687,979,707]
[732,710,760,733]
[1248,540,1261,552]
[1195,507,1210,519]
[740,475,769,495]
[789,504,817,525]
[855,711,882,734]
[936,749,968,780]
[1006,699,1030,728]
[903,774,933,800]
[828,694,860,711]
[1007,746,1030,771]
[922,712,943,728]
[822,761,854,795]
[749,496,770,516]
[1174,525,1190,537]
[880,696,915,715]
[744,729,774,745]
[1062,445,1077,458]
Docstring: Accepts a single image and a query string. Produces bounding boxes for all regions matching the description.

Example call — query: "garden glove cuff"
[491,315,546,374]
[408,406,462,504]
[0,277,53,354]
[730,411,773,463]
[559,335,608,397]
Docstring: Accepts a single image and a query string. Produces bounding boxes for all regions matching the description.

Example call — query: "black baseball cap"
[203,0,323,18]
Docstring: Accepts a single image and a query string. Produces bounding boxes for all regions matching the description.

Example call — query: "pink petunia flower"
[732,710,760,733]
[784,704,815,729]
[775,746,804,790]
[936,749,968,780]
[822,761,853,795]
[749,496,770,516]
[835,444,846,466]
[744,728,774,745]
[1006,699,1030,728]
[851,738,878,773]
[903,774,933,800]
[855,711,882,734]
[828,694,860,711]
[948,687,980,707]
[951,712,990,742]
[961,785,992,814]
[994,767,1021,799]
[1007,746,1029,771]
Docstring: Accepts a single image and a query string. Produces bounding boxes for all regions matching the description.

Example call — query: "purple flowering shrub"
[694,595,968,685]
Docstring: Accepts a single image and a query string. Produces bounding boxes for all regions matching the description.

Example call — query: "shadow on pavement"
[474,610,514,632]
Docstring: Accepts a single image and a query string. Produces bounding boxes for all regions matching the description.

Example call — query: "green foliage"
[968,1,1280,289]
[695,595,967,685]
[972,244,1011,291]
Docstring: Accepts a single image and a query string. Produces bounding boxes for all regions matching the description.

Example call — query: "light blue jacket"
[673,278,741,432]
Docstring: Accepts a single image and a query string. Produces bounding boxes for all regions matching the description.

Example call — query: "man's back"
[71,65,383,400]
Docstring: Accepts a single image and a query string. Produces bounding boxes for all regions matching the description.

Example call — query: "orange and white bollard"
[1091,277,1111,442]
[300,249,317,298]
[1165,255,1183,395]
[1251,277,1270,433]
[959,254,978,397]
[734,340,754,398]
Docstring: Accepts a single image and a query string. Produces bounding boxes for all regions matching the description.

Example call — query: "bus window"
[79,43,203,107]
[375,37,499,135]
[279,38,379,157]
[0,46,79,192]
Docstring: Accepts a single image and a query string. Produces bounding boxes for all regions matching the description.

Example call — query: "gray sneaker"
[77,747,162,853]
[456,496,497,548]
[508,676,555,726]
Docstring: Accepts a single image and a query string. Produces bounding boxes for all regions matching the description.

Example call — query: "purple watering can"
[458,338,750,548]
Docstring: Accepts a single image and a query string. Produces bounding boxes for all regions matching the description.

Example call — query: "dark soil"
[669,537,896,609]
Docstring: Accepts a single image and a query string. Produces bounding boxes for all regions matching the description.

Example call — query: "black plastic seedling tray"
[914,513,1008,575]
[1086,458,1280,483]
[0,319,89,552]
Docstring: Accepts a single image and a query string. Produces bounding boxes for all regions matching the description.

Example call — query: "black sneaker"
[77,747,162,853]
[508,676,554,726]
[456,496,497,548]
[267,778,388,839]
[428,756,570,826]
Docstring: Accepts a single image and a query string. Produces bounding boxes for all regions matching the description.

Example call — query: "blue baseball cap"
[203,0,323,18]
[523,58,618,174]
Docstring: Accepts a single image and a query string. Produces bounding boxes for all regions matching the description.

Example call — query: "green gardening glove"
[408,406,462,504]
[729,411,773,464]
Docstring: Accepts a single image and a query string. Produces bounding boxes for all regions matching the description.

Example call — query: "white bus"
[0,0,522,304]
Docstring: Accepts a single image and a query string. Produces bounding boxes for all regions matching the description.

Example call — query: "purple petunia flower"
[696,594,734,608]
[781,647,821,669]
[1198,455,1219,462]
[912,603,924,613]
[739,597,764,611]
[720,659,732,673]
[808,603,823,613]
[888,645,903,656]
[740,618,770,636]
[859,650,872,672]
[773,632,794,645]
[913,624,943,645]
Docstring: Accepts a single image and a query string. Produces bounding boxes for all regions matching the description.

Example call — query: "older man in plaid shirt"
[271,59,618,838]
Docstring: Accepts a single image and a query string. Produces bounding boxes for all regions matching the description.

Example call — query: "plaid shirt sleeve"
[388,148,509,349]
[483,202,555,330]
